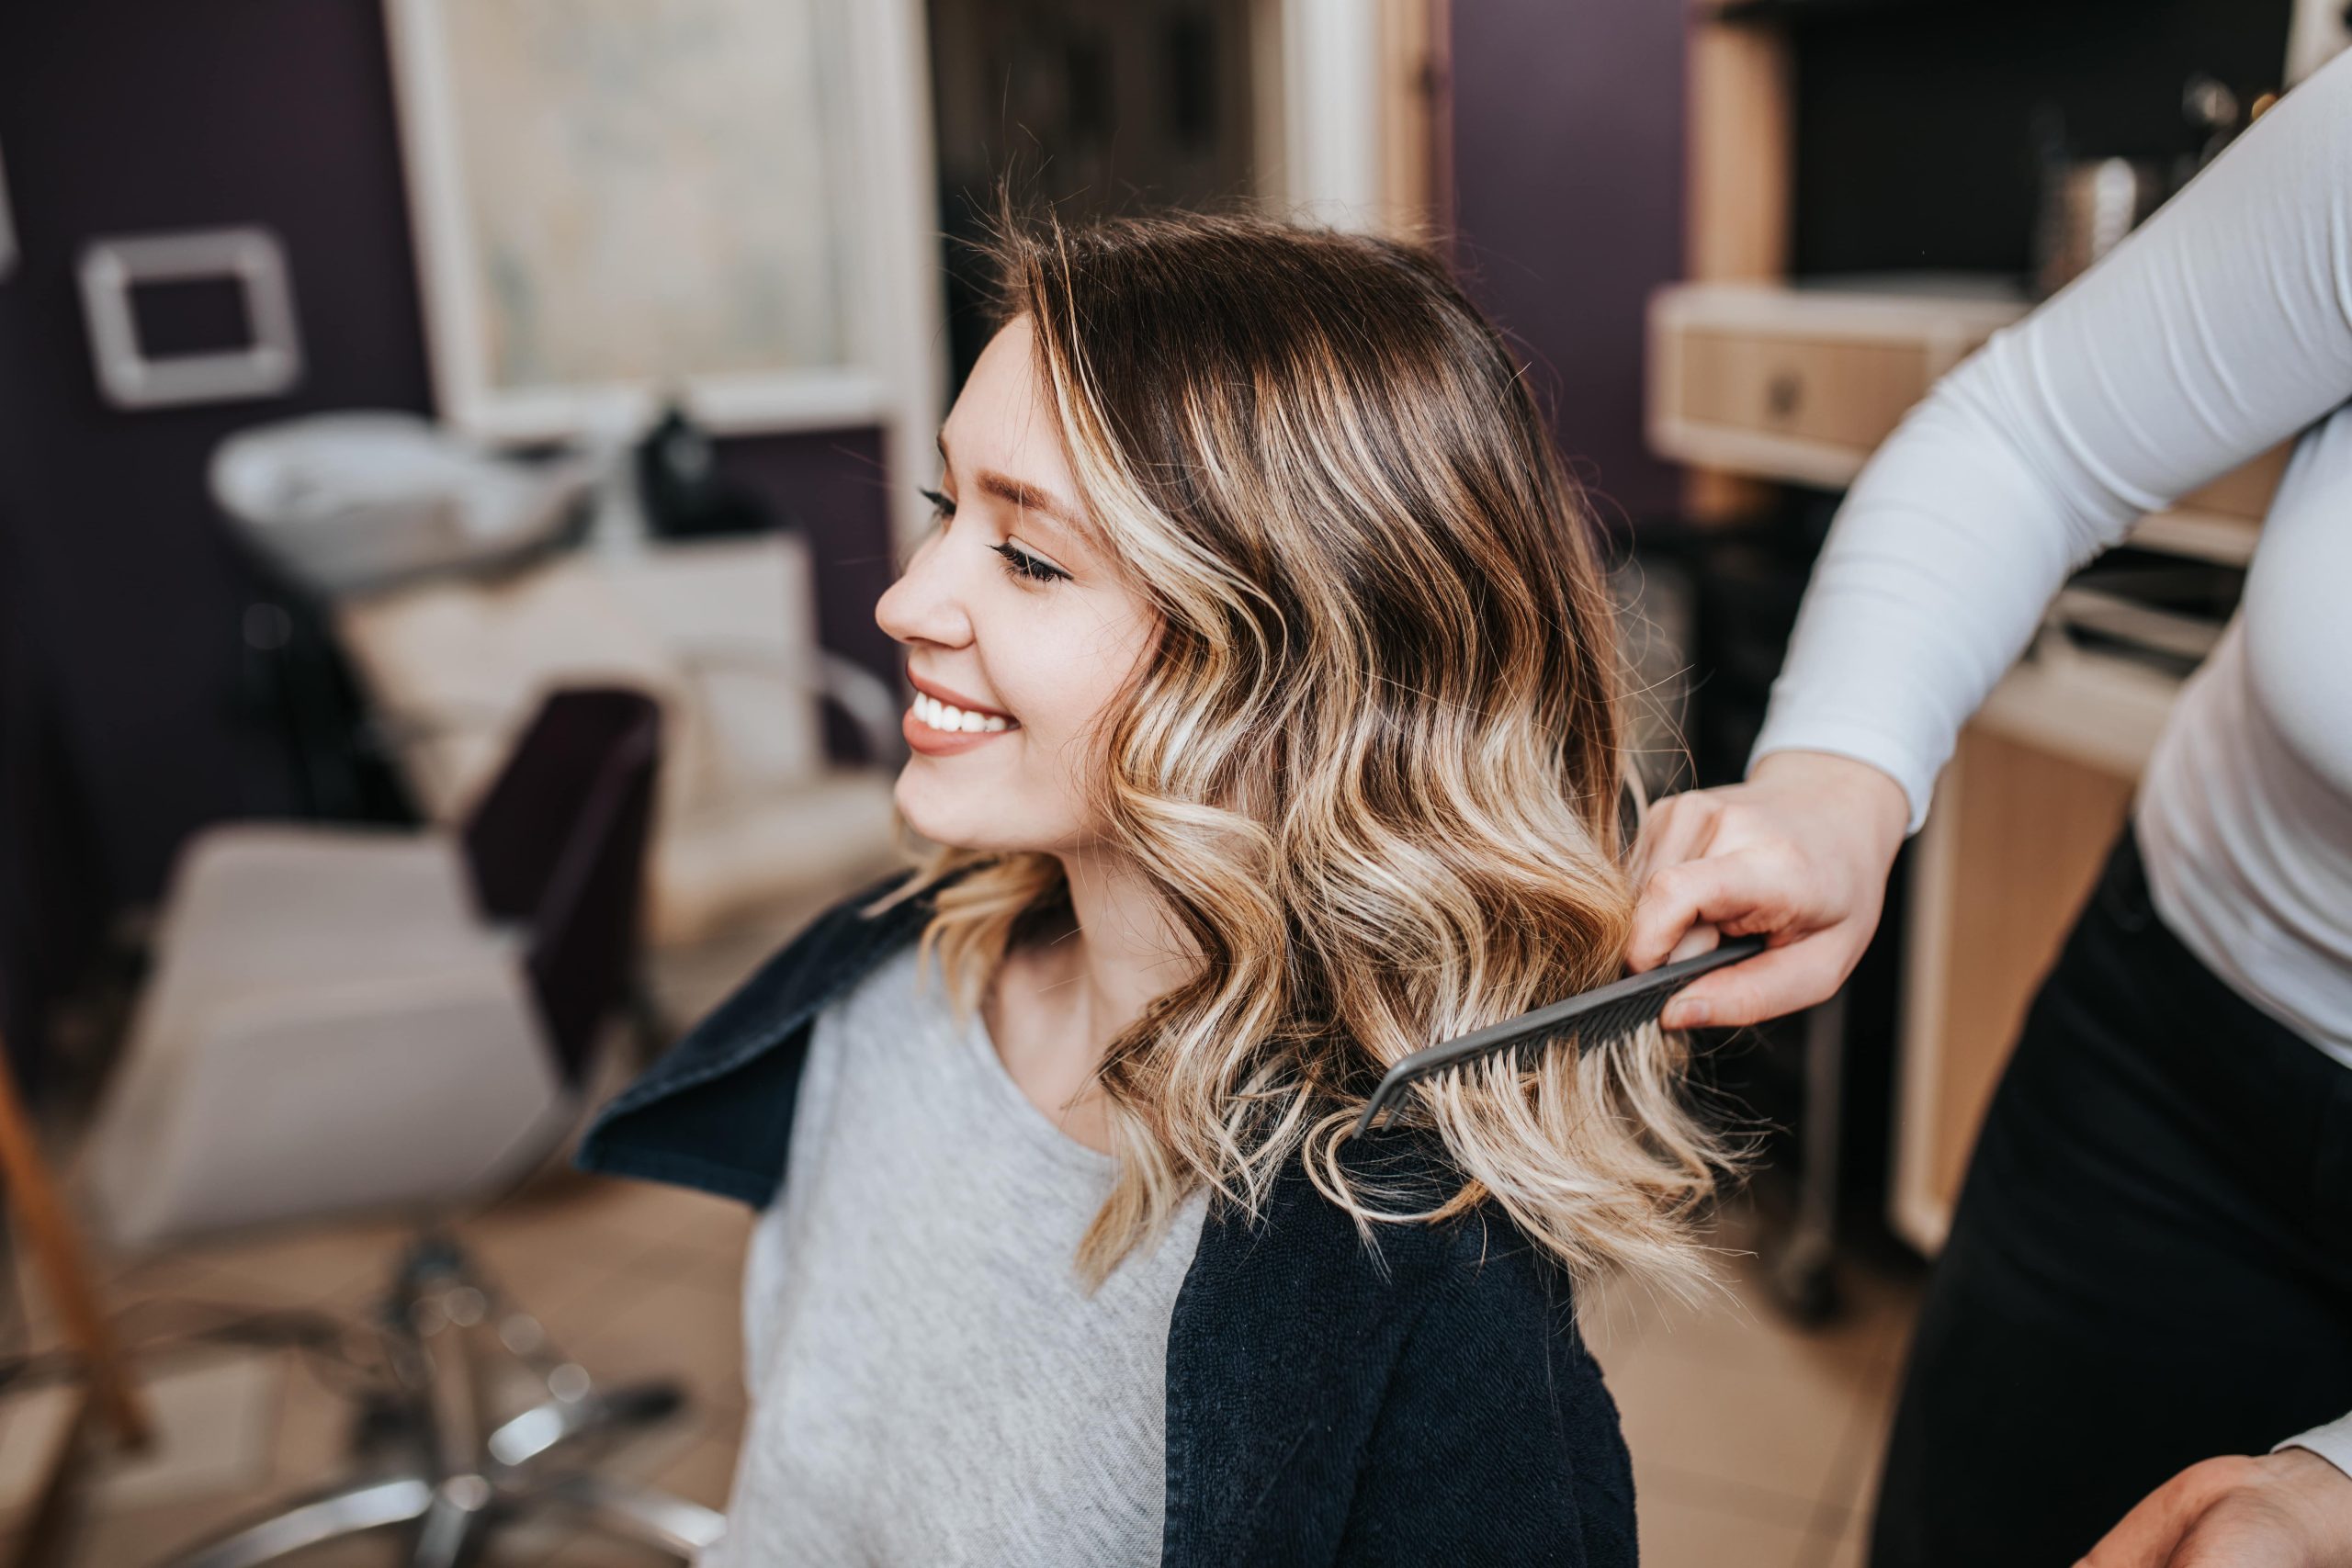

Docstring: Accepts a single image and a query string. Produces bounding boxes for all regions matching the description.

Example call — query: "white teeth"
[911,693,1013,735]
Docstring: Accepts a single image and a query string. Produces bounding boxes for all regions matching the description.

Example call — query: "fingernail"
[1667,999,1710,1029]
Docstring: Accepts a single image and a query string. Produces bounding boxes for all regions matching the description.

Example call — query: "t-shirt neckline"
[952,961,1118,1176]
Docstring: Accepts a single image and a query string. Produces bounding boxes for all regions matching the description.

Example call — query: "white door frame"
[1275,0,1389,230]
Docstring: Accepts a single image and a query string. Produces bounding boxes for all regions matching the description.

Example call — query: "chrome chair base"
[157,1235,725,1568]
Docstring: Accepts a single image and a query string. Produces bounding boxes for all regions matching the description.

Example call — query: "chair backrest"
[334,536,824,833]
[461,687,661,1085]
[334,558,700,826]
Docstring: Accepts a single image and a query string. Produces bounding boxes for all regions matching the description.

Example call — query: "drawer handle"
[1766,371,1804,420]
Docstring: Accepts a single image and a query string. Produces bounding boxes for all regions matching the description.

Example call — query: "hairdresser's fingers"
[1666,924,1723,964]
[1660,934,1858,1030]
[1625,754,1908,998]
[1629,791,1724,888]
[1623,846,1806,975]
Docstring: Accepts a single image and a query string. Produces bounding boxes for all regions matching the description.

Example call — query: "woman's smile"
[902,667,1021,756]
[901,699,1017,756]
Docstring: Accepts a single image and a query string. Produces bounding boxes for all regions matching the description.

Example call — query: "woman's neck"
[984,850,1193,1152]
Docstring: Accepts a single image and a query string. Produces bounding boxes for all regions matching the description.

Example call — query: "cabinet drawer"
[1673,331,1931,452]
[1647,282,2029,489]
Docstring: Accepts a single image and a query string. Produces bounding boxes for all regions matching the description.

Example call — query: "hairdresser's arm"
[1628,48,2352,1027]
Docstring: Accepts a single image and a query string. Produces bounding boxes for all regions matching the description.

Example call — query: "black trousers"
[1870,826,2352,1568]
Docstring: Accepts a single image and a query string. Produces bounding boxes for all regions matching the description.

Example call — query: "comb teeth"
[1351,934,1767,1137]
[1584,989,1670,1044]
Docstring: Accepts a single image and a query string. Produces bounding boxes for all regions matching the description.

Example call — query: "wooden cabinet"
[1646,278,2290,566]
[1672,332,1929,453]
[1649,283,2026,489]
[1886,638,2177,1249]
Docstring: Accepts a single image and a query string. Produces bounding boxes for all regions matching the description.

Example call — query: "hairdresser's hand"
[2078,1450,2352,1567]
[1624,751,1909,1029]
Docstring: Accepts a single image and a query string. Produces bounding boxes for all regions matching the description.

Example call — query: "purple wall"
[0,1,898,1065]
[718,428,904,756]
[0,2,435,894]
[1447,0,1688,527]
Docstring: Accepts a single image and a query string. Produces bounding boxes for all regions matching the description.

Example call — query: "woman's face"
[876,316,1159,856]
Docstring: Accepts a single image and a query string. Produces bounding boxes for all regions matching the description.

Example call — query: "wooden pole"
[1683,6,1793,524]
[0,1036,149,1449]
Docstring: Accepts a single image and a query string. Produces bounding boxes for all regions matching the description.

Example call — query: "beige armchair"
[334,534,906,963]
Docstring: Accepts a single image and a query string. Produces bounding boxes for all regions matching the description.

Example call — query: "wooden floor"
[1582,1213,1917,1567]
[0,1167,1916,1567]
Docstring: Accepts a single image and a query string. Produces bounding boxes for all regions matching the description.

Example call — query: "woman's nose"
[875,529,974,649]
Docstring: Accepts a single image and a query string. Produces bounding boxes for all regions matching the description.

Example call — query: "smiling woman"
[581,203,1722,1567]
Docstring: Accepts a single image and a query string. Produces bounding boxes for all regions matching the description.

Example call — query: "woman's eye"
[990,542,1071,585]
[917,487,1065,584]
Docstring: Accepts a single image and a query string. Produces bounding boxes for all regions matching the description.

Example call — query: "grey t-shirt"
[706,941,1210,1567]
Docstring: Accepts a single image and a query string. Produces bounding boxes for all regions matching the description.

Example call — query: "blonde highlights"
[874,207,1727,1297]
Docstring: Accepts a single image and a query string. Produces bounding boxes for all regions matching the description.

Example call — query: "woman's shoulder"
[1336,1142,1634,1560]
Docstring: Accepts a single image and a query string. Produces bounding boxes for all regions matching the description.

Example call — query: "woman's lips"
[901,666,1018,757]
[905,667,1014,719]
[902,703,1017,756]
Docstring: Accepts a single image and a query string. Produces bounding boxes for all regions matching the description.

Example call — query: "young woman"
[578,209,1726,1566]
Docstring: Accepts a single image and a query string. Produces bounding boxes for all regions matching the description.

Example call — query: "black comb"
[1351,934,1768,1137]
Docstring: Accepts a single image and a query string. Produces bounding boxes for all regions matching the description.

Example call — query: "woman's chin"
[893,776,1033,856]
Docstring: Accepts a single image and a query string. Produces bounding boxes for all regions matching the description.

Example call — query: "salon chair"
[334,532,905,961]
[80,687,726,1565]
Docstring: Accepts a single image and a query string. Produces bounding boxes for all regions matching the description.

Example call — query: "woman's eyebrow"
[974,470,1083,542]
[931,430,1086,545]
[935,428,1084,542]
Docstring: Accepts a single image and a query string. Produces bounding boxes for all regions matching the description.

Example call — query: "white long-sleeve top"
[1749,49,2352,1473]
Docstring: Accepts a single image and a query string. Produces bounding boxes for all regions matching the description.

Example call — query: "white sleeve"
[1749,50,2352,832]
[2276,1412,2352,1483]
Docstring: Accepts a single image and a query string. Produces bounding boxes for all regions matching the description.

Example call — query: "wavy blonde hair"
[870,207,1726,1296]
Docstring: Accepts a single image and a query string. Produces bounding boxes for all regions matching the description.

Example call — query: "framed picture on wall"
[383,0,943,475]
